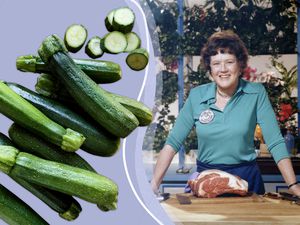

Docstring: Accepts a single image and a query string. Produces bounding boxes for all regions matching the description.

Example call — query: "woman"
[151,30,300,196]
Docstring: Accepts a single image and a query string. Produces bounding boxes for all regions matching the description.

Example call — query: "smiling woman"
[150,30,300,199]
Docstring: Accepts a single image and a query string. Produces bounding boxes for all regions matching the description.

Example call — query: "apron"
[185,160,265,195]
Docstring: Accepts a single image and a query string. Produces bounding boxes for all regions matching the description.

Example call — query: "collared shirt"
[165,79,289,164]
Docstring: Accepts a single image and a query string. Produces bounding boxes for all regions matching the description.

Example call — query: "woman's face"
[210,52,240,92]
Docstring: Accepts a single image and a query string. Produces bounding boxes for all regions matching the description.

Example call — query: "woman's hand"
[289,183,300,197]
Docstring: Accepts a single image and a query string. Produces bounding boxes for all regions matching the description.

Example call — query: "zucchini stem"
[0,146,19,174]
[62,128,86,152]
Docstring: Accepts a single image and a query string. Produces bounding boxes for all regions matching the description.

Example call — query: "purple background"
[0,0,174,224]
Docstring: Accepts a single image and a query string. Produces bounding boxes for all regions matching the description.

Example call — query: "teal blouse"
[165,79,289,164]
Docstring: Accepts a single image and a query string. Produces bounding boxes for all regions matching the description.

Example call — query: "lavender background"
[0,0,174,224]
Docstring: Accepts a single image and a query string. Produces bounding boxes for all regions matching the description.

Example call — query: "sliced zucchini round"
[64,24,88,53]
[101,31,127,54]
[112,7,135,33]
[85,36,104,59]
[105,9,116,32]
[126,48,149,71]
[124,32,141,52]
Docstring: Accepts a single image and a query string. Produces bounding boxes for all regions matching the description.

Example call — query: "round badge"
[199,109,214,124]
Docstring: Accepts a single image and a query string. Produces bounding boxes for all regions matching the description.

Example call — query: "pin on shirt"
[199,109,214,124]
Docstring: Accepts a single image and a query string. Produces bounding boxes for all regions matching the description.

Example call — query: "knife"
[156,193,170,202]
[279,192,300,204]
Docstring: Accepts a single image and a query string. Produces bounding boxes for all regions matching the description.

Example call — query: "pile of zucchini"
[0,5,153,225]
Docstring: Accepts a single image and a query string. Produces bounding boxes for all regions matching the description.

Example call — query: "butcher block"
[161,193,300,225]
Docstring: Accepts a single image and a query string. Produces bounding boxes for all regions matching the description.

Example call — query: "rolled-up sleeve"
[256,85,289,163]
[165,91,195,153]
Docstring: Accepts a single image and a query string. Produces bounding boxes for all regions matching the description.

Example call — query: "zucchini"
[0,183,49,225]
[85,36,104,59]
[108,92,152,126]
[0,81,85,152]
[16,55,122,84]
[34,74,153,126]
[0,146,118,211]
[104,9,116,32]
[6,82,120,156]
[126,48,149,71]
[35,73,62,98]
[101,31,127,54]
[112,7,135,33]
[64,24,88,53]
[0,133,81,221]
[124,32,141,52]
[8,123,96,171]
[38,34,139,138]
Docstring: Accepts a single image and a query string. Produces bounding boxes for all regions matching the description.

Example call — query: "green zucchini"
[108,92,152,126]
[101,31,127,54]
[126,48,149,71]
[124,32,141,52]
[34,74,153,126]
[112,7,135,33]
[0,146,118,211]
[0,81,85,152]
[64,24,88,53]
[105,9,116,32]
[8,123,96,171]
[6,82,120,156]
[35,73,62,98]
[0,183,49,225]
[38,34,139,138]
[16,55,122,84]
[85,36,104,59]
[0,133,81,221]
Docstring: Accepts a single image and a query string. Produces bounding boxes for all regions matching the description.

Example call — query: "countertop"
[161,193,300,225]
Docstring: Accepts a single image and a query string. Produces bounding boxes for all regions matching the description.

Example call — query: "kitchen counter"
[161,193,300,225]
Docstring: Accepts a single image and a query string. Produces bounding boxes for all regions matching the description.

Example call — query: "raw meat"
[187,169,248,198]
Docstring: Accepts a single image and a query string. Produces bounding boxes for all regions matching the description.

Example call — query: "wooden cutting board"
[161,193,300,224]
[176,193,265,204]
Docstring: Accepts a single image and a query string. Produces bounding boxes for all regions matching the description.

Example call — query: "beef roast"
[187,169,248,198]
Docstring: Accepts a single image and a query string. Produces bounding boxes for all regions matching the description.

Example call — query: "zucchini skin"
[7,83,120,157]
[0,183,49,225]
[38,34,139,138]
[0,132,82,221]
[108,92,152,126]
[34,74,153,126]
[8,123,96,171]
[0,81,85,152]
[16,55,122,83]
[8,151,118,211]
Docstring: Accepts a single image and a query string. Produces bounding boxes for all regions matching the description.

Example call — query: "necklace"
[217,89,231,99]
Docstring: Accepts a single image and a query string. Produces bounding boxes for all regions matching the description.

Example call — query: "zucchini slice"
[64,24,88,53]
[101,31,127,54]
[105,9,116,32]
[85,36,104,59]
[124,32,141,52]
[112,7,135,33]
[126,48,149,71]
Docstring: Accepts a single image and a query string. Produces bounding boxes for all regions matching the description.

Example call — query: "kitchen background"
[141,0,299,194]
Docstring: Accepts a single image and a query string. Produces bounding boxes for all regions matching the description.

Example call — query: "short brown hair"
[201,30,248,75]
